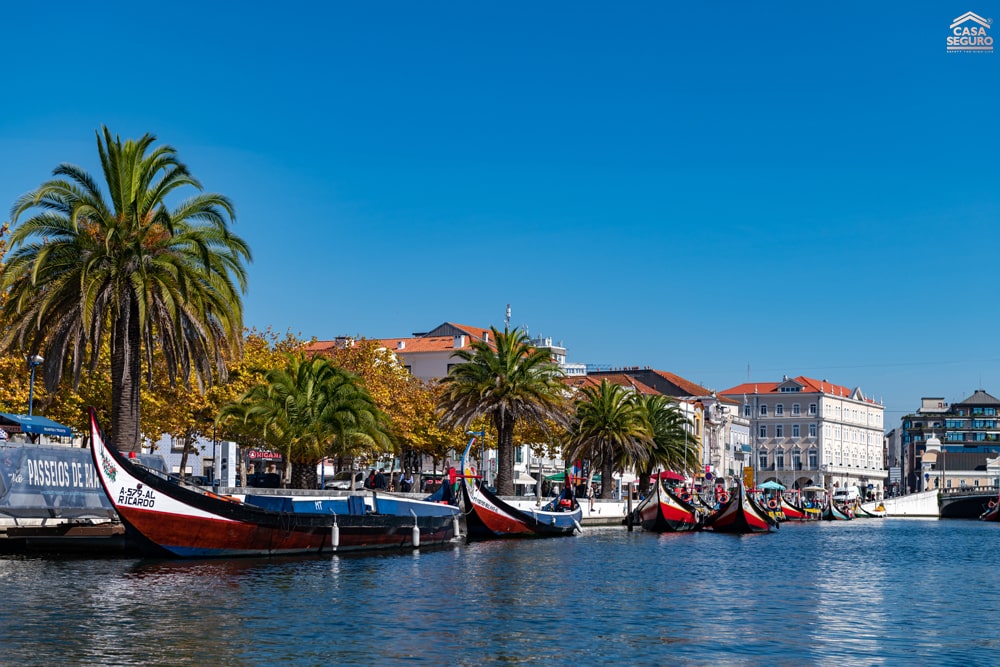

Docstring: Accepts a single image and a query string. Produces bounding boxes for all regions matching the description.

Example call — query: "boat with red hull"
[704,480,777,534]
[88,408,459,558]
[632,476,702,532]
[459,433,581,540]
[779,496,813,521]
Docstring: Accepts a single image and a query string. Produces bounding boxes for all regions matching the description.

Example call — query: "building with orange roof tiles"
[719,374,886,499]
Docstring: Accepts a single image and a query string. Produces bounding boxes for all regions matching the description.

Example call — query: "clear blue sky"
[1,2,997,423]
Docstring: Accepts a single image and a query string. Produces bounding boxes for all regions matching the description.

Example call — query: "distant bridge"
[938,487,998,519]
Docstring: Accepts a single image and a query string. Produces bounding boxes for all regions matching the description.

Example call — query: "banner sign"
[247,449,282,462]
[0,444,166,519]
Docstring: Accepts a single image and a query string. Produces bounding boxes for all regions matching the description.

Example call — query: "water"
[1,519,998,666]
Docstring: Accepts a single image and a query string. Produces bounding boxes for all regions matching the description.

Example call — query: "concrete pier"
[876,490,939,517]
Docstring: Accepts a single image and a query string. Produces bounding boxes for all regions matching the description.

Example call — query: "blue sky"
[1,2,998,423]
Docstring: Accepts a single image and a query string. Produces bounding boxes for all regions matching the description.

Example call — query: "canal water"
[1,519,998,666]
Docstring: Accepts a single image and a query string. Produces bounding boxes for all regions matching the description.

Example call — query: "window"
[809,423,817,438]
[776,404,784,416]
[808,449,818,468]
[809,403,817,415]
[759,451,769,470]
[760,405,768,416]
[775,449,785,470]
[759,424,767,438]
[776,425,784,438]
[515,448,523,464]
[792,424,800,438]
[744,404,751,417]
[792,449,802,470]
[792,404,801,416]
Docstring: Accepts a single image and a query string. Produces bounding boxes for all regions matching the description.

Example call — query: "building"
[899,390,1000,493]
[720,375,886,497]
[581,368,750,488]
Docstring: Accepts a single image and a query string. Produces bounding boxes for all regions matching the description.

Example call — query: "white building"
[720,375,886,498]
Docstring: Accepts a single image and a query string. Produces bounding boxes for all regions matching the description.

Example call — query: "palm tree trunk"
[494,414,515,496]
[601,443,614,500]
[110,295,142,452]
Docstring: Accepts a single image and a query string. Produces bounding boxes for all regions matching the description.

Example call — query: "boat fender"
[717,492,729,503]
[990,500,997,509]
[768,499,778,509]
[331,521,340,549]
[410,510,420,548]
[453,515,461,539]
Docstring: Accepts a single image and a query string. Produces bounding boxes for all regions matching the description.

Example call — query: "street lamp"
[27,354,44,416]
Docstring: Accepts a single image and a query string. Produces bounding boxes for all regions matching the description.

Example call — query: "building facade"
[720,375,886,497]
[899,390,1000,493]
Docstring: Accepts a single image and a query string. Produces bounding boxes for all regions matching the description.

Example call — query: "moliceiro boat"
[703,479,777,534]
[632,475,702,532]
[459,433,581,539]
[88,408,459,558]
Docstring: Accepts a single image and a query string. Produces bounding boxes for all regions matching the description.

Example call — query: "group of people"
[364,468,414,493]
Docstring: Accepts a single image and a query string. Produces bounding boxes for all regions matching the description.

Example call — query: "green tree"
[438,326,566,495]
[565,380,652,500]
[634,394,698,495]
[218,354,392,489]
[1,127,250,451]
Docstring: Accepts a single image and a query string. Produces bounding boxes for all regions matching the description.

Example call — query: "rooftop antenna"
[505,304,511,332]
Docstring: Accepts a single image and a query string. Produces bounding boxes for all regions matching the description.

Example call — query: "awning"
[515,473,538,485]
[544,472,602,482]
[652,471,685,482]
[0,412,74,437]
[759,480,786,490]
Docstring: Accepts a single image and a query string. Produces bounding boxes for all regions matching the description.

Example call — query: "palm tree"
[634,394,698,495]
[2,127,250,451]
[565,380,652,500]
[218,354,391,489]
[438,326,566,496]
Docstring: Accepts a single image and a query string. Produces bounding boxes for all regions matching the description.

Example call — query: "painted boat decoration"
[703,479,777,534]
[779,495,812,521]
[632,475,702,532]
[459,433,581,540]
[87,408,459,558]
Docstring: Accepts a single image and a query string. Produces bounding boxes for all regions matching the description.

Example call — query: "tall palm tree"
[565,380,652,500]
[218,354,392,489]
[438,326,566,496]
[2,127,250,451]
[634,394,698,495]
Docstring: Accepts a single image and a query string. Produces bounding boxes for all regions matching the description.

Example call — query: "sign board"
[247,449,282,462]
[889,466,901,482]
[743,466,754,489]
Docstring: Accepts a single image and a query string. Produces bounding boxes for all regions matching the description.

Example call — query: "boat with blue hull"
[88,408,459,558]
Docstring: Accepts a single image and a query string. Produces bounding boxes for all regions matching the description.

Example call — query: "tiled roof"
[588,368,712,398]
[563,374,660,395]
[719,376,878,404]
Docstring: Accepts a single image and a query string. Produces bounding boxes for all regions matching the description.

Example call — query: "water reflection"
[3,521,1000,665]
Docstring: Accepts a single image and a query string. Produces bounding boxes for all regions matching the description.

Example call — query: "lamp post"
[27,354,44,416]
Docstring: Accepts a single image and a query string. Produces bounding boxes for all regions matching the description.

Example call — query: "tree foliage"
[438,326,567,495]
[1,127,250,451]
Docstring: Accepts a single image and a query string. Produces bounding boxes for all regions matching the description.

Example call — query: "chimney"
[483,332,489,343]
[397,341,405,350]
[454,335,466,348]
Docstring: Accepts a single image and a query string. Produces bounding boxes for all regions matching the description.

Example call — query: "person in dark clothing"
[374,468,387,490]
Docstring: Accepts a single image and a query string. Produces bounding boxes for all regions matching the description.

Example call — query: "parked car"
[323,471,365,490]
